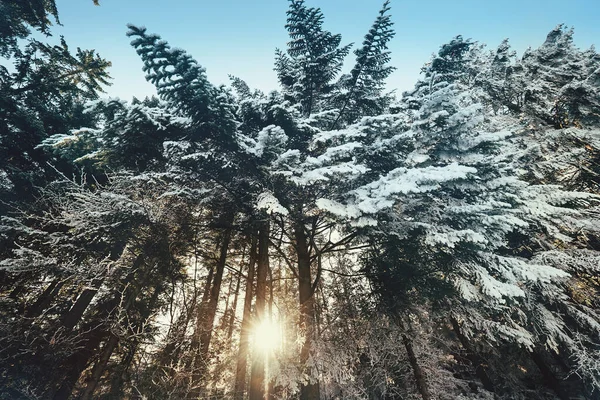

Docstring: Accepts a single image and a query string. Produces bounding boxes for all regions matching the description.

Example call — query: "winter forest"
[1,0,599,399]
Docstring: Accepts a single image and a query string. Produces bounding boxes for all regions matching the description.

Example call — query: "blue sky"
[50,0,600,99]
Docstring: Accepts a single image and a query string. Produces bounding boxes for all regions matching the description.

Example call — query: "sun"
[252,319,282,353]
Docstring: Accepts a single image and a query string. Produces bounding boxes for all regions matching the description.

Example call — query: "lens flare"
[252,319,281,353]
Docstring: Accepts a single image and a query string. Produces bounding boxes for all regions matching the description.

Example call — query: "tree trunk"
[191,216,234,396]
[227,269,242,340]
[60,243,128,330]
[189,264,214,362]
[52,330,106,400]
[249,222,270,400]
[79,333,120,400]
[295,220,320,400]
[61,277,103,332]
[52,258,142,400]
[450,317,495,393]
[160,300,194,367]
[402,334,431,400]
[234,235,258,400]
[107,286,163,398]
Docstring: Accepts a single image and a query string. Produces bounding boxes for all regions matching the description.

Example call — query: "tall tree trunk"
[79,333,120,400]
[52,259,142,400]
[295,220,320,400]
[79,277,160,400]
[450,317,495,393]
[160,300,194,367]
[227,270,242,340]
[106,286,163,398]
[249,223,270,400]
[61,277,103,332]
[191,215,234,396]
[60,243,128,330]
[108,343,137,398]
[52,330,106,400]
[189,264,214,362]
[402,334,431,400]
[234,235,258,400]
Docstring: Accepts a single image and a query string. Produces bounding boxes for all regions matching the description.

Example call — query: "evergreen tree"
[275,0,352,118]
[330,0,396,129]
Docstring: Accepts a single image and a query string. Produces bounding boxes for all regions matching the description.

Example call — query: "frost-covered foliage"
[40,96,189,171]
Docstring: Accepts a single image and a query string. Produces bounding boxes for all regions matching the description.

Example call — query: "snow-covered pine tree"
[0,35,111,209]
[307,34,600,398]
[275,0,352,119]
[127,25,237,149]
[329,0,396,130]
[40,97,189,172]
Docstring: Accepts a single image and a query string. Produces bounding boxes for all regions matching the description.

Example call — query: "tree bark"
[402,334,431,400]
[249,222,270,400]
[52,330,106,400]
[295,219,320,400]
[52,258,142,400]
[234,235,258,400]
[189,263,214,363]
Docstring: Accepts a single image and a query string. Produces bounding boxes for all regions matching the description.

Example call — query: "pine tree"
[275,0,352,118]
[0,33,111,209]
[330,0,396,129]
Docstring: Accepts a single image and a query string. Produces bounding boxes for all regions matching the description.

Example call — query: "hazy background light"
[50,0,600,100]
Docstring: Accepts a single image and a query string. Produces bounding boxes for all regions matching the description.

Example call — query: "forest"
[1,0,599,399]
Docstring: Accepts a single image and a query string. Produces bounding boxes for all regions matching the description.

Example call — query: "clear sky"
[50,0,600,99]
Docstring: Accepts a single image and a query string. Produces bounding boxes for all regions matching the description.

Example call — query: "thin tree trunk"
[52,330,106,400]
[295,219,320,400]
[79,333,120,400]
[52,258,142,400]
[234,235,258,400]
[160,299,195,367]
[228,269,242,340]
[223,270,235,321]
[189,264,214,364]
[249,222,270,400]
[61,277,103,332]
[402,334,431,400]
[106,286,163,398]
[108,343,137,398]
[60,243,128,330]
[191,215,234,396]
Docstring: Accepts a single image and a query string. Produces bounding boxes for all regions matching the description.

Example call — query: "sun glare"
[252,319,282,353]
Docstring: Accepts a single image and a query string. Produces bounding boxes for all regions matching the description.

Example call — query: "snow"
[475,265,525,300]
[285,161,370,185]
[352,163,477,214]
[316,198,361,219]
[241,125,288,157]
[424,229,488,248]
[256,192,289,215]
[305,142,362,166]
